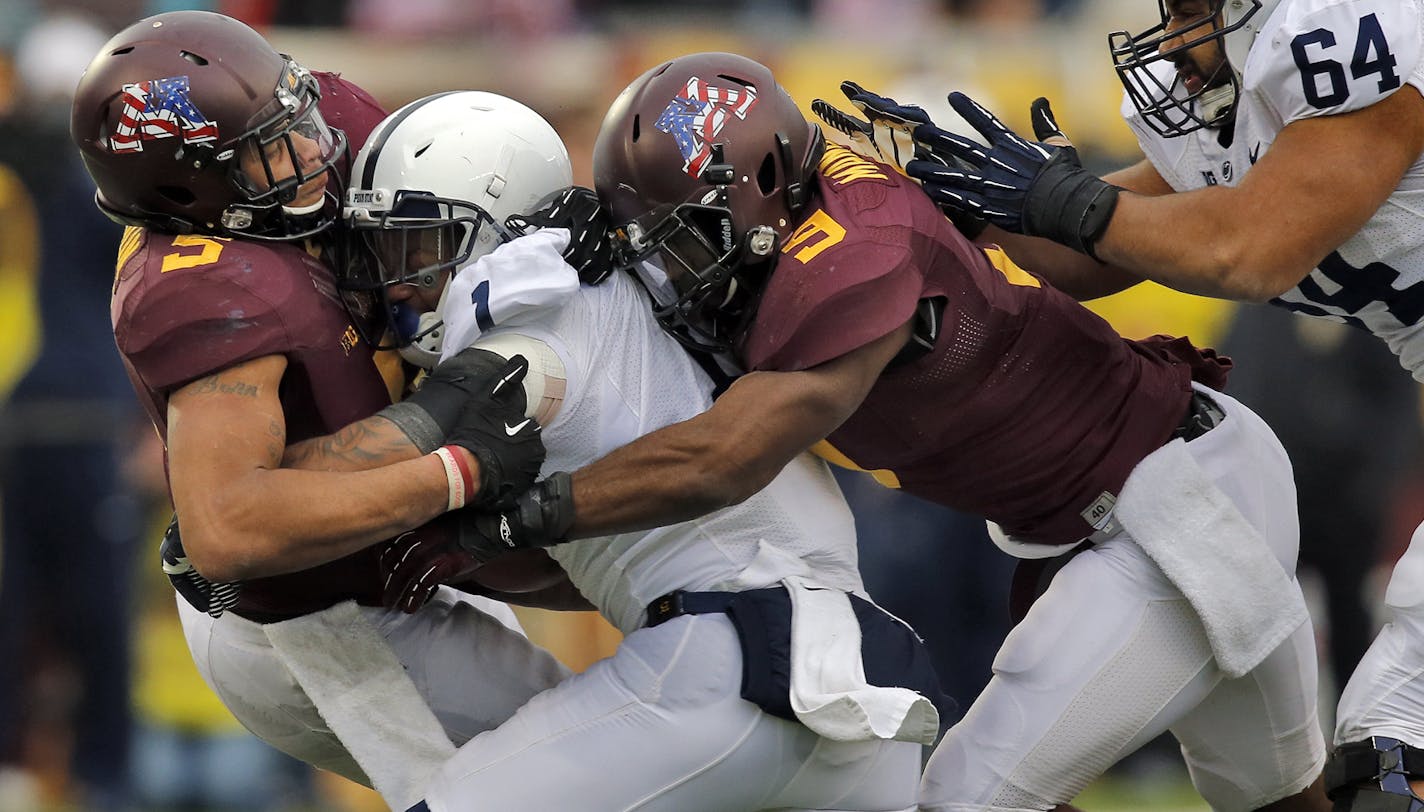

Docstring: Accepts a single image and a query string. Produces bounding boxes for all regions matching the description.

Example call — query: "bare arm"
[1097,86,1424,301]
[281,413,420,472]
[167,354,452,582]
[981,158,1173,301]
[566,320,913,538]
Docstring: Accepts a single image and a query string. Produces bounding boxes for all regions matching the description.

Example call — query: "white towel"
[439,228,580,362]
[263,601,455,811]
[1114,439,1309,679]
[784,576,940,745]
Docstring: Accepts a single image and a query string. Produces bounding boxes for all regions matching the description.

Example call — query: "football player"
[70,10,569,803]
[838,0,1424,808]
[456,52,1332,811]
[348,88,944,812]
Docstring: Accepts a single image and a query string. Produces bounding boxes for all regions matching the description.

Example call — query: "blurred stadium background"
[0,0,1419,809]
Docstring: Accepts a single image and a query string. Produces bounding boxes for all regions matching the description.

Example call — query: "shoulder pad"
[313,71,388,155]
[745,234,920,371]
[1246,0,1422,122]
[115,235,341,390]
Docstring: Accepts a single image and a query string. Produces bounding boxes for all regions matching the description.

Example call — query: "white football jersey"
[1125,0,1424,377]
[446,235,864,633]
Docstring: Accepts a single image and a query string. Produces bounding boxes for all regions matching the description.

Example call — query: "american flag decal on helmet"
[654,77,758,179]
[109,75,219,153]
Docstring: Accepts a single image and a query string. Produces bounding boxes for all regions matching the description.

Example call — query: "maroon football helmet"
[593,52,822,353]
[70,10,346,240]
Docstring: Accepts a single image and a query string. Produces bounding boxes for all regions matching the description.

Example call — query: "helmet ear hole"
[631,114,641,143]
[756,153,776,197]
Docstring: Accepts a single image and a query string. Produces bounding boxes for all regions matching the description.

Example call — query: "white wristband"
[432,446,467,511]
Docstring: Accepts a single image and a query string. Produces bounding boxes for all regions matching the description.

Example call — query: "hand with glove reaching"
[506,186,616,284]
[441,353,547,509]
[901,93,1121,258]
[379,486,574,613]
[812,81,987,239]
[379,514,481,613]
[811,81,931,172]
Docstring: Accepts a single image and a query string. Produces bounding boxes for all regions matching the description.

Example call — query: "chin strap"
[396,282,453,369]
[1325,737,1424,811]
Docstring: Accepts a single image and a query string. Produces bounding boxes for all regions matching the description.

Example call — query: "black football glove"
[815,82,988,240]
[903,93,1120,258]
[159,514,241,618]
[454,472,575,563]
[506,186,616,284]
[376,346,519,454]
[444,354,546,508]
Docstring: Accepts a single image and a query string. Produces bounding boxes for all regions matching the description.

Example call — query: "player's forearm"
[983,228,1144,301]
[566,366,864,538]
[282,414,421,472]
[1094,187,1309,301]
[181,453,454,581]
[566,421,764,538]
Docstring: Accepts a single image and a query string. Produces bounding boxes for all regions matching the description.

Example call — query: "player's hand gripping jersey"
[743,145,1230,545]
[1126,0,1424,375]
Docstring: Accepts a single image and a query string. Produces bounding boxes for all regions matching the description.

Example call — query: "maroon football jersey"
[742,145,1229,545]
[112,229,395,618]
[108,75,395,620]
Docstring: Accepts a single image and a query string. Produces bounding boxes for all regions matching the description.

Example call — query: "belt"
[646,588,766,627]
[1171,390,1224,443]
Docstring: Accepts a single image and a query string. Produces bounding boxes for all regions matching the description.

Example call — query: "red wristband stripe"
[444,444,478,506]
[432,447,465,511]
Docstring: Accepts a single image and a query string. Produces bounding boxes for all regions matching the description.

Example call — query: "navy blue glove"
[456,471,575,563]
[811,81,931,171]
[905,94,1120,258]
[820,82,987,239]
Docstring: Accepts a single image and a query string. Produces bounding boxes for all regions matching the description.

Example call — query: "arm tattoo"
[282,416,419,472]
[191,373,260,398]
[266,419,285,462]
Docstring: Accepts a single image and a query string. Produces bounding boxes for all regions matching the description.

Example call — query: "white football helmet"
[1109,0,1282,136]
[342,90,573,366]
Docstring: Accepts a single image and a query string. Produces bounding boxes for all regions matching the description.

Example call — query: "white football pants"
[421,611,924,812]
[921,387,1326,812]
[1335,519,1424,747]
[177,587,570,787]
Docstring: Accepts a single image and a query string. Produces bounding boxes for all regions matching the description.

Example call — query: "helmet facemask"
[616,181,780,354]
[221,60,347,240]
[345,189,515,363]
[1110,0,1267,137]
[596,55,824,357]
